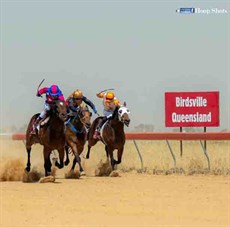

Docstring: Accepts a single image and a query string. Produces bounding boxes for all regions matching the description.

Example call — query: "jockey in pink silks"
[31,84,66,134]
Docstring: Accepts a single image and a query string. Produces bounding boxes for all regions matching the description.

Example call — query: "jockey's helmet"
[73,90,83,99]
[105,91,114,100]
[49,85,61,98]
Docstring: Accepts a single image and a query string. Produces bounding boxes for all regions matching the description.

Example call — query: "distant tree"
[134,123,154,132]
[0,128,6,133]
[172,127,203,132]
[10,125,17,132]
[18,124,27,132]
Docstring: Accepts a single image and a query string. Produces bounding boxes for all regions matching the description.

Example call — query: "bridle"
[118,106,131,127]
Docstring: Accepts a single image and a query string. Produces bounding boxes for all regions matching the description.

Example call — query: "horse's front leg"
[76,146,85,175]
[115,146,124,165]
[71,157,77,171]
[86,130,98,159]
[86,144,91,159]
[69,142,84,174]
[64,145,70,166]
[25,146,31,172]
[55,147,65,169]
[105,145,109,159]
[107,147,116,170]
[43,147,52,176]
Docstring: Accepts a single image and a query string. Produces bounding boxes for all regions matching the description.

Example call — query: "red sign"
[165,91,219,127]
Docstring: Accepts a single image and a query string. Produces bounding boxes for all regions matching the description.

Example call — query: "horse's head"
[78,105,92,128]
[52,100,68,121]
[117,104,131,127]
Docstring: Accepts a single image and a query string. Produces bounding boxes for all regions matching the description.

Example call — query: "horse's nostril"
[60,113,67,120]
[125,119,130,127]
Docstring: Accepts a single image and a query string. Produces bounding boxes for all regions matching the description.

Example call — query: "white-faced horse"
[86,104,131,170]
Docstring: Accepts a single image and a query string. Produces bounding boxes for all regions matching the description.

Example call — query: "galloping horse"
[64,105,92,174]
[86,104,130,170]
[25,100,68,176]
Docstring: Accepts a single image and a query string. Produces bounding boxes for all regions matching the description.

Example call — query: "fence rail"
[11,132,230,141]
[8,132,230,171]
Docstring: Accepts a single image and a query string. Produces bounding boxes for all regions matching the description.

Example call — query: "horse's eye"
[127,109,130,113]
[90,112,92,117]
[118,110,122,114]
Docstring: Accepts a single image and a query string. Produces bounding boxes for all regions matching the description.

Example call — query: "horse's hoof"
[39,176,55,183]
[23,170,41,183]
[55,161,63,169]
[64,160,70,166]
[65,170,80,179]
[80,171,86,176]
[25,167,30,173]
[109,171,120,177]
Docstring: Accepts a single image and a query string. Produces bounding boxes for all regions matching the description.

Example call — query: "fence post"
[133,140,144,171]
[199,140,210,171]
[166,140,177,168]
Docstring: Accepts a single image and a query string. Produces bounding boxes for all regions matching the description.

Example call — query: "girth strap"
[65,117,85,134]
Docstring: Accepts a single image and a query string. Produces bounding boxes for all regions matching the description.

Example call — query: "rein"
[65,115,85,134]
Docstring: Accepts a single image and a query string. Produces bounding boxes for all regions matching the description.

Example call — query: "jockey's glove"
[36,93,42,97]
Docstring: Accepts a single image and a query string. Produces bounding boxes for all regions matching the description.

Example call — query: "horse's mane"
[46,100,67,126]
[111,106,119,119]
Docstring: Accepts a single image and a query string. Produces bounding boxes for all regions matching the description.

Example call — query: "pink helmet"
[48,85,61,97]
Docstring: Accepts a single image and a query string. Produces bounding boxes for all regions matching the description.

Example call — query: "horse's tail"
[25,113,40,146]
[26,113,39,134]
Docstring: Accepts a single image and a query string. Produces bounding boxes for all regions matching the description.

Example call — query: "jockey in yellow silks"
[93,91,120,139]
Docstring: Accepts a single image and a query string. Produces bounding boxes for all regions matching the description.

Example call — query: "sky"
[0,0,229,132]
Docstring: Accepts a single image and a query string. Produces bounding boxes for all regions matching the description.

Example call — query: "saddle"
[40,116,50,127]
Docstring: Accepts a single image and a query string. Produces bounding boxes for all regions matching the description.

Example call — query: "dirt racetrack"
[1,139,230,226]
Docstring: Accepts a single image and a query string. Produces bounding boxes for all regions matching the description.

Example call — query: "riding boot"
[93,117,107,139]
[30,116,42,135]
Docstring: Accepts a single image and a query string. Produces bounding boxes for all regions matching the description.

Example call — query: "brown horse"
[64,105,92,174]
[25,100,68,176]
[86,104,131,170]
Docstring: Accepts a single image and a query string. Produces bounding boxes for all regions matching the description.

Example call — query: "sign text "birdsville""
[165,92,219,127]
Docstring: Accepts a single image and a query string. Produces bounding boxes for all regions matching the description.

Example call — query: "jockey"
[31,84,65,134]
[67,89,98,115]
[93,90,120,139]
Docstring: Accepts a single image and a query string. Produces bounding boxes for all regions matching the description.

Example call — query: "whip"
[98,88,115,94]
[36,79,45,98]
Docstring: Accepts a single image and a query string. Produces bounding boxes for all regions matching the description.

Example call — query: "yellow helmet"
[105,91,114,100]
[73,89,83,99]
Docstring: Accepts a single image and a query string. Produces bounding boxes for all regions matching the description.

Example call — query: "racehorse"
[86,104,130,170]
[64,105,92,174]
[25,100,68,176]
